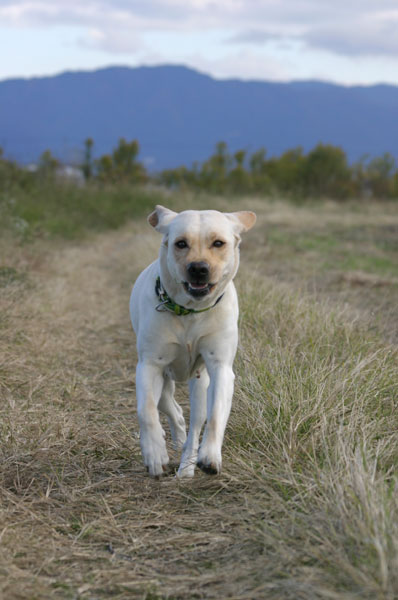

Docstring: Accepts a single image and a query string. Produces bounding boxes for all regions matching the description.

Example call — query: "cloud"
[228,31,281,45]
[80,28,144,54]
[185,48,295,81]
[0,1,138,28]
[1,0,398,58]
[305,18,398,56]
[227,4,398,58]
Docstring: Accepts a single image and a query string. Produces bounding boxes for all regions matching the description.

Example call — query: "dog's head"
[148,205,256,304]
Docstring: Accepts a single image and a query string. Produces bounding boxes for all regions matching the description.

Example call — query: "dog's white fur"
[129,205,256,477]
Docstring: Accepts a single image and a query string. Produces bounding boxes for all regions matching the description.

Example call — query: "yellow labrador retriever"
[130,205,256,477]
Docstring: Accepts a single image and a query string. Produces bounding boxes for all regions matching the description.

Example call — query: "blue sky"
[1,0,398,85]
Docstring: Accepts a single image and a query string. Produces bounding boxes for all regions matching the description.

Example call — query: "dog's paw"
[176,461,196,479]
[141,431,169,477]
[197,460,220,475]
[145,458,169,478]
[197,446,221,475]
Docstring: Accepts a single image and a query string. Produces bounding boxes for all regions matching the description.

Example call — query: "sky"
[1,0,398,85]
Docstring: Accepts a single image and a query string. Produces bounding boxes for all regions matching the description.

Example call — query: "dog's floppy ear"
[226,211,257,233]
[148,205,178,233]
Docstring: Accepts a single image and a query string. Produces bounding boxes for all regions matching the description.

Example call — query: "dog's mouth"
[183,281,215,298]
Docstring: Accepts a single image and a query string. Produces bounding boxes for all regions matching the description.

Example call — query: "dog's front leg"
[197,357,235,475]
[136,361,169,477]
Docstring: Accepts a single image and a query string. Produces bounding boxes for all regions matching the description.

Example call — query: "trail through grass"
[0,198,397,598]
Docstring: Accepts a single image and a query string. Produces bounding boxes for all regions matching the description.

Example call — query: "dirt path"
[0,223,262,600]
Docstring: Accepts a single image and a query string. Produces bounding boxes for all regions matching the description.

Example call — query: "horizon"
[1,63,398,89]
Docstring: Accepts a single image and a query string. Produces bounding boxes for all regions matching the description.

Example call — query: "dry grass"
[239,197,398,343]
[0,198,397,598]
[230,278,398,598]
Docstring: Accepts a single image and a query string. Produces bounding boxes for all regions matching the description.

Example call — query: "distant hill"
[0,65,397,170]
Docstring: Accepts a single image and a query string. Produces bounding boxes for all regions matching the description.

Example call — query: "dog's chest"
[166,330,205,382]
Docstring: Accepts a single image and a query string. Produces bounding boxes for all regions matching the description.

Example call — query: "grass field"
[1,188,398,599]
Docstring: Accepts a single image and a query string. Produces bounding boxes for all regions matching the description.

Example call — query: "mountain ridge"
[1,64,397,169]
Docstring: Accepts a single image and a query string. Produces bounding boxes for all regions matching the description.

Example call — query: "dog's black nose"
[187,261,210,282]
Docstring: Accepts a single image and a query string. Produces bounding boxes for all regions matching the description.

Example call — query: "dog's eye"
[213,240,225,248]
[175,240,188,249]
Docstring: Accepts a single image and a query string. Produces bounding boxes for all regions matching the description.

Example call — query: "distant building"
[56,165,85,184]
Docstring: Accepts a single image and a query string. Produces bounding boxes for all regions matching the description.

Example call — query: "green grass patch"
[333,252,398,277]
[0,181,168,240]
[267,224,398,278]
[0,266,27,287]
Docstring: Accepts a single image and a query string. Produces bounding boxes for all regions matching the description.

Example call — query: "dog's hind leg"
[158,373,186,450]
[136,362,169,477]
[177,369,209,478]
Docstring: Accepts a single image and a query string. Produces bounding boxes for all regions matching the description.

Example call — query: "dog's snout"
[187,261,210,282]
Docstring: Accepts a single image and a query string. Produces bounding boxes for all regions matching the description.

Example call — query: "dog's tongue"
[190,283,208,289]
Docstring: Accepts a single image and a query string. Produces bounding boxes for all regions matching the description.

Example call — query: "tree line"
[1,138,397,200]
[159,141,398,199]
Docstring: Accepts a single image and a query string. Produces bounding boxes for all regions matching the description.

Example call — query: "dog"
[129,205,256,477]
